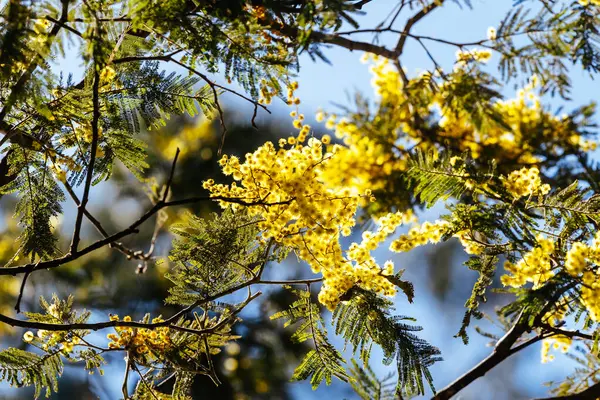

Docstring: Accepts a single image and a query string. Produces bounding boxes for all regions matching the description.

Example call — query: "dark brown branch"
[0,259,269,334]
[45,16,83,38]
[394,0,444,56]
[259,278,323,285]
[540,324,594,341]
[432,312,531,400]
[14,270,31,313]
[62,174,146,260]
[0,195,293,276]
[162,148,180,202]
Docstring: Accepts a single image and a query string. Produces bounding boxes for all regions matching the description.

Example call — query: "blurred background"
[0,0,598,398]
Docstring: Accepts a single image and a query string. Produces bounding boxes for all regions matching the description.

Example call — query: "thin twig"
[122,353,131,400]
[70,39,101,253]
[162,148,180,202]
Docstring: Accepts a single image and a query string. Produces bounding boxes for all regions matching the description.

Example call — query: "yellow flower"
[99,66,116,82]
[23,331,34,343]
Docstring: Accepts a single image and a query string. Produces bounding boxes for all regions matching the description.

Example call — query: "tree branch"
[0,194,293,276]
[433,311,531,400]
[394,0,444,56]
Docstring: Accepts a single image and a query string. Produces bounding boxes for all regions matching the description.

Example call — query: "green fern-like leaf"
[0,349,63,399]
[404,150,471,207]
[333,288,441,397]
[166,208,268,306]
[349,359,397,400]
[271,286,349,389]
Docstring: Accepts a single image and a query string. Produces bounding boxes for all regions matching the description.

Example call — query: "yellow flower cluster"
[258,78,279,105]
[317,56,411,203]
[501,236,555,288]
[22,303,83,353]
[33,18,51,34]
[565,242,591,276]
[560,234,600,320]
[502,167,550,199]
[286,81,301,106]
[579,0,600,6]
[313,56,596,218]
[541,335,572,363]
[51,163,67,183]
[318,211,415,309]
[106,315,172,357]
[455,48,492,65]
[206,131,420,310]
[581,271,600,321]
[436,74,587,163]
[388,220,484,256]
[455,231,486,255]
[487,27,497,41]
[99,66,116,82]
[389,220,449,253]
[33,329,81,353]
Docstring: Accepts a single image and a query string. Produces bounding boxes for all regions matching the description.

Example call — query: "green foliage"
[404,149,493,208]
[0,147,64,259]
[349,360,397,400]
[166,208,270,305]
[100,128,149,181]
[3,0,600,398]
[0,348,63,399]
[0,0,33,81]
[333,288,441,397]
[540,180,600,227]
[108,62,214,132]
[455,255,497,344]
[496,2,600,98]
[271,286,349,388]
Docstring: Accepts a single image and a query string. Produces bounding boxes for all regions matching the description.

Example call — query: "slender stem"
[259,278,323,285]
[70,55,101,253]
[122,354,131,400]
[394,0,444,56]
[162,148,180,202]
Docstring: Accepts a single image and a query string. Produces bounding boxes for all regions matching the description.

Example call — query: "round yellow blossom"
[390,220,449,253]
[565,242,589,276]
[99,66,116,82]
[23,331,34,343]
